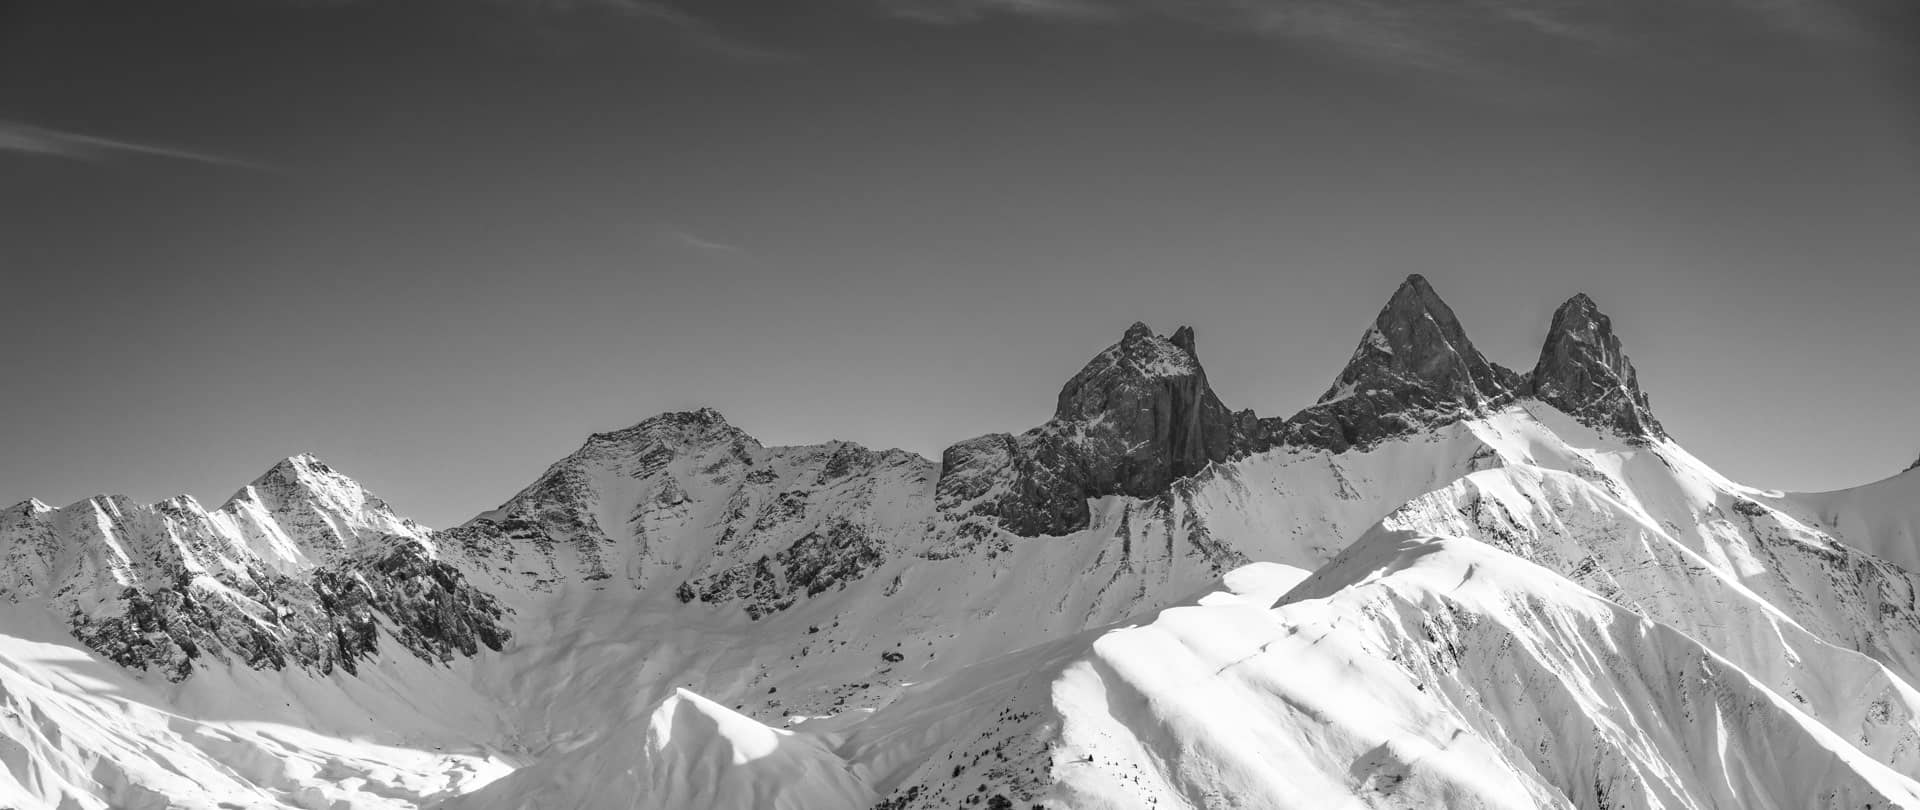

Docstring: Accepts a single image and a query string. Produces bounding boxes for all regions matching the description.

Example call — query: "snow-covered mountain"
[5,275,1920,809]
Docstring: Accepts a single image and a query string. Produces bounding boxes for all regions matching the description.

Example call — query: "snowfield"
[7,282,1920,809]
[6,401,1920,809]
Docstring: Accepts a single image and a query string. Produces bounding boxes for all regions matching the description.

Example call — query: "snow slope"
[995,530,1920,810]
[1779,466,1920,573]
[8,281,1920,808]
[433,402,1920,810]
[446,688,872,810]
[10,399,1920,810]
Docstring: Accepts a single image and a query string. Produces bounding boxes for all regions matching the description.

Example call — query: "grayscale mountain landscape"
[5,0,1916,807]
[6,276,1920,808]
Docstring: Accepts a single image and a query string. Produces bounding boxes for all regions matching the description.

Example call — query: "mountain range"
[3,274,1917,809]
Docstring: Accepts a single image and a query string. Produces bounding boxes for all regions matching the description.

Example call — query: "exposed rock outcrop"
[937,323,1258,538]
[448,408,936,618]
[222,453,431,573]
[1524,293,1664,440]
[1270,275,1522,453]
[13,275,1699,684]
[7,460,510,682]
[450,407,761,585]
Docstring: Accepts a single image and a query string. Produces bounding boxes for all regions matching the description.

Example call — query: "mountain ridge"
[8,276,1920,810]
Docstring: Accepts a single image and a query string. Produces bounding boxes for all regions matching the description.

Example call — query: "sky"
[2,0,1917,527]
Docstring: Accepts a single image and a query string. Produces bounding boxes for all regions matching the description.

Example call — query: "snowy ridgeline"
[5,277,1920,809]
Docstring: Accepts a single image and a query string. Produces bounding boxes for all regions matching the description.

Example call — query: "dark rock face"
[71,539,511,682]
[936,431,1092,538]
[688,518,886,620]
[13,457,515,683]
[1270,275,1522,453]
[1525,293,1664,440]
[451,408,937,619]
[453,407,759,585]
[1053,322,1251,489]
[313,541,512,663]
[936,323,1257,537]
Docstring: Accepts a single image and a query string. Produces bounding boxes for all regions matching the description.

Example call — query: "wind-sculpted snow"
[837,533,1920,809]
[447,688,874,810]
[0,605,515,809]
[12,279,1920,808]
[1279,532,1920,809]
[14,400,1920,810]
[1781,465,1920,574]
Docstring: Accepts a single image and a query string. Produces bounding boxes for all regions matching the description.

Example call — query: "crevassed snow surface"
[6,405,1920,808]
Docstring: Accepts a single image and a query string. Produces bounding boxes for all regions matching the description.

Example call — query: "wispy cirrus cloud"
[0,120,276,172]
[874,0,1883,74]
[642,222,752,256]
[665,227,748,255]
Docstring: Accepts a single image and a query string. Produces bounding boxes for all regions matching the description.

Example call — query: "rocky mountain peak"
[1053,321,1208,423]
[9,458,507,683]
[1270,274,1522,453]
[585,407,752,457]
[216,453,429,577]
[154,493,207,517]
[939,322,1256,538]
[252,453,348,493]
[1170,324,1197,355]
[230,453,405,521]
[1331,273,1515,405]
[3,498,52,519]
[1526,293,1663,440]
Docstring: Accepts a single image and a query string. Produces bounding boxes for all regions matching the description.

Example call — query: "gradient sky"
[2,0,1917,527]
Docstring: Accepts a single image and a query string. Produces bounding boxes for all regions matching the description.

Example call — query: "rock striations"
[1,275,1677,678]
[1525,293,1664,440]
[933,276,1673,538]
[17,275,1919,810]
[446,407,936,617]
[935,322,1259,539]
[0,457,509,681]
[1268,274,1524,453]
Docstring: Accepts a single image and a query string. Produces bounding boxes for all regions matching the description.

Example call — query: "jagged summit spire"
[1385,273,1443,312]
[1054,322,1210,421]
[1526,293,1663,440]
[1372,274,1454,338]
[1050,322,1246,474]
[1170,325,1197,355]
[246,453,364,498]
[1270,275,1522,453]
[221,452,427,544]
[937,320,1258,537]
[1326,273,1513,405]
